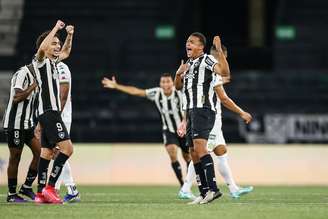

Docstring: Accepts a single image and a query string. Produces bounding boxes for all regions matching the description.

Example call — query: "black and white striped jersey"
[32,57,61,116]
[145,88,184,133]
[2,66,37,130]
[183,54,219,111]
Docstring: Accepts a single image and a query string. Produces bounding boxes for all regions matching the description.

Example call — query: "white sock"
[181,161,195,193]
[57,161,78,195]
[217,154,239,193]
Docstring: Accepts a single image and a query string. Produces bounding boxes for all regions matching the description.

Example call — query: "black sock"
[200,154,218,192]
[23,168,38,187]
[8,178,17,194]
[37,157,50,193]
[48,152,69,187]
[194,162,208,197]
[171,161,183,186]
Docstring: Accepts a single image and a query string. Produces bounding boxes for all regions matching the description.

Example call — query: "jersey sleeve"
[145,87,160,101]
[204,54,218,72]
[13,68,28,90]
[57,63,71,83]
[213,74,223,87]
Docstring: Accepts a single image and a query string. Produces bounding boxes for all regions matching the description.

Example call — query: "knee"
[166,145,177,161]
[62,144,73,157]
[214,145,227,156]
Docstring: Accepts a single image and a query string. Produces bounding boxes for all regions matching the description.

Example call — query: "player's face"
[160,76,174,94]
[186,35,204,59]
[45,37,61,59]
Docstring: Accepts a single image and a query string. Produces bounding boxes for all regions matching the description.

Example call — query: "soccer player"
[102,73,192,189]
[2,64,40,202]
[32,20,75,204]
[174,33,230,204]
[54,61,80,203]
[178,43,254,199]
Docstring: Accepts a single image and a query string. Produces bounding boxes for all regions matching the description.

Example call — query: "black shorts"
[186,108,216,147]
[38,110,70,149]
[5,128,35,149]
[163,130,189,153]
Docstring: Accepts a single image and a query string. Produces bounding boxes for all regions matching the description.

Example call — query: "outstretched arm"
[102,76,146,97]
[215,85,252,124]
[58,25,74,62]
[36,20,65,62]
[212,36,230,78]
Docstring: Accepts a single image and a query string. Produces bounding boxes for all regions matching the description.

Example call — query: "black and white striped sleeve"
[204,54,218,72]
[145,87,160,101]
[13,68,28,91]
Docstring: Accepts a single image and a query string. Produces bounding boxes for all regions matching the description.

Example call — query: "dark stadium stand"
[0,0,327,143]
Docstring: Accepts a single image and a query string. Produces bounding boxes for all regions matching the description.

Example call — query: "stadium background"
[0,0,328,186]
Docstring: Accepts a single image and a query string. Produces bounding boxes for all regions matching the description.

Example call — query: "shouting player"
[32,20,75,204]
[102,73,192,190]
[174,33,230,204]
[178,41,254,200]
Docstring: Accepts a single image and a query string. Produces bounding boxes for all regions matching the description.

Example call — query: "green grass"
[1,185,328,219]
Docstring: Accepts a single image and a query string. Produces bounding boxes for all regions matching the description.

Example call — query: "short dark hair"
[160,73,173,79]
[35,30,61,50]
[190,32,206,47]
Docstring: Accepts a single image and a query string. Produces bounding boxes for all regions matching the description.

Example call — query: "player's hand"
[55,20,65,30]
[213,35,223,52]
[240,111,252,124]
[34,123,41,140]
[177,120,187,137]
[102,76,117,89]
[66,25,74,35]
[31,80,38,89]
[176,60,189,77]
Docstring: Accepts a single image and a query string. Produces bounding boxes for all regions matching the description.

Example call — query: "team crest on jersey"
[184,72,195,80]
[58,132,65,139]
[14,138,20,145]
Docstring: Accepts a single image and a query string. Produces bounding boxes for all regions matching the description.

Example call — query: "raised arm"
[212,36,230,78]
[58,25,74,62]
[214,85,252,124]
[36,20,65,62]
[174,60,189,90]
[102,76,146,97]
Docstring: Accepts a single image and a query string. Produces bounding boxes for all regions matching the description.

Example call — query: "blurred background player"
[54,60,80,203]
[33,20,75,204]
[102,73,192,189]
[178,42,254,199]
[174,33,230,204]
[2,63,40,202]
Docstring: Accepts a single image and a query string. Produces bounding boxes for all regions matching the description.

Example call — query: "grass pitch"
[0,185,328,219]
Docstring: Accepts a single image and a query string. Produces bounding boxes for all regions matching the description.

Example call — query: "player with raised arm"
[2,64,40,202]
[178,41,254,199]
[174,32,230,204]
[102,73,192,192]
[32,20,75,204]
